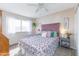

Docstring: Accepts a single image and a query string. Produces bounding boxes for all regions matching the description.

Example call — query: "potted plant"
[32,22,37,33]
[32,22,37,29]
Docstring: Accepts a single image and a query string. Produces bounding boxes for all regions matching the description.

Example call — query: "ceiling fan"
[27,3,48,13]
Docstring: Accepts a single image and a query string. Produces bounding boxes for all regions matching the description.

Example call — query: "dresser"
[0,11,9,56]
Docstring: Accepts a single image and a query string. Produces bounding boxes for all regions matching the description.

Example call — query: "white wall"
[75,5,79,56]
[36,8,75,49]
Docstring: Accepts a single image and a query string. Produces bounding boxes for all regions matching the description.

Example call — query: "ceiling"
[0,3,77,18]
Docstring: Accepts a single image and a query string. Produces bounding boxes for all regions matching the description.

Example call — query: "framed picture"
[64,17,69,29]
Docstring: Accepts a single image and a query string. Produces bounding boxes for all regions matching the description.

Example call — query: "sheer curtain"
[7,17,21,34]
[6,17,32,34]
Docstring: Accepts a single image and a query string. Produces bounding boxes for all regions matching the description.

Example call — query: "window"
[7,16,32,34]
[7,17,21,34]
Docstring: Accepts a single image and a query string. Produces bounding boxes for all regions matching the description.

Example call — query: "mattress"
[19,35,59,56]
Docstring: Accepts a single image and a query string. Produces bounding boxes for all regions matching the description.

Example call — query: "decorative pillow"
[51,32,54,37]
[54,32,58,37]
[41,31,47,37]
[41,31,51,38]
[50,31,58,37]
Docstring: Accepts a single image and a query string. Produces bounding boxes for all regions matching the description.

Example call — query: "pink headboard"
[42,23,60,33]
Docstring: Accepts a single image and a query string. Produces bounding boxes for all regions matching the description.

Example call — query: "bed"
[19,23,60,56]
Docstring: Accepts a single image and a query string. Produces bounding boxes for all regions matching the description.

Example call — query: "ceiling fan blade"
[35,8,40,12]
[44,7,48,11]
[38,3,44,6]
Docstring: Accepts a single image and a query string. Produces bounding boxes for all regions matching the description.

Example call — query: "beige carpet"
[54,47,75,56]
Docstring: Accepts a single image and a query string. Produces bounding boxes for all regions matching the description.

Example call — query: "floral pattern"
[19,35,59,56]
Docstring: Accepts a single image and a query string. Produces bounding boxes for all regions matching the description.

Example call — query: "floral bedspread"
[19,35,59,56]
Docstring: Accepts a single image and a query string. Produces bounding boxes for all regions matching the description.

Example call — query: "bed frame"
[42,23,60,36]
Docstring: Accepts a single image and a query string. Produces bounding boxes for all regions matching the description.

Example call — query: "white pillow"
[41,31,51,38]
[42,32,47,37]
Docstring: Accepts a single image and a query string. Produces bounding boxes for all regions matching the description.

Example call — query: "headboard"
[42,23,60,36]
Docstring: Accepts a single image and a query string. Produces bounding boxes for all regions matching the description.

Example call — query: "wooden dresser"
[0,10,9,56]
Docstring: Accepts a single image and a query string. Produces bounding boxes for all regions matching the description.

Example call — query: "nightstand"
[60,37,70,48]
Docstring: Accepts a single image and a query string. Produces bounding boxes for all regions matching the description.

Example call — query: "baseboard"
[10,43,18,50]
